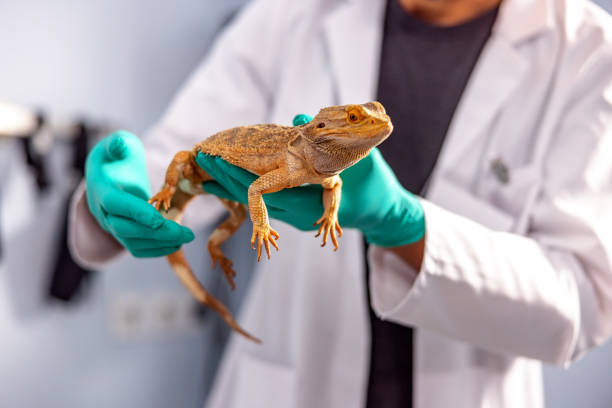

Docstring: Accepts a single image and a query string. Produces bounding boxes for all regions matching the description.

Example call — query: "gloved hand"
[195,116,425,247]
[85,131,194,257]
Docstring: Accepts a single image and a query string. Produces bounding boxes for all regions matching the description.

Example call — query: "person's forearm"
[390,236,425,272]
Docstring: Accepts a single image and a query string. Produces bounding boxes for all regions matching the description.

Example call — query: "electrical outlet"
[109,291,204,340]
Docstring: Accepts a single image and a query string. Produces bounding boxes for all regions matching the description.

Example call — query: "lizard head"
[301,101,393,148]
[298,102,393,174]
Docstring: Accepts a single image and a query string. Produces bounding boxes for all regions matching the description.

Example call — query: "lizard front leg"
[315,175,343,250]
[248,167,311,261]
[247,168,286,261]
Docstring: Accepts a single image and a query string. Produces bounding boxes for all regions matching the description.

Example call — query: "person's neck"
[397,0,502,26]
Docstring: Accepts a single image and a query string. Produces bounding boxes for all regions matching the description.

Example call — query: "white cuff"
[68,181,125,269]
[368,245,420,316]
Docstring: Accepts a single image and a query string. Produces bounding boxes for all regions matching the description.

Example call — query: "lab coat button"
[490,158,510,184]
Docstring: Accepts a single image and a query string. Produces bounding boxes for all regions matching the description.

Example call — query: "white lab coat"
[69,0,612,407]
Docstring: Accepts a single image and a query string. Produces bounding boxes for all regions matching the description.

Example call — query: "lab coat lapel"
[436,37,528,169]
[433,0,553,170]
[322,0,386,105]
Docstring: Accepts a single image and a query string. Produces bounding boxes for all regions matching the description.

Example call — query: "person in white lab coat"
[70,0,612,407]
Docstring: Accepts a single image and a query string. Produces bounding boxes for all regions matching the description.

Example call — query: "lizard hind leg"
[208,198,247,290]
[167,249,261,343]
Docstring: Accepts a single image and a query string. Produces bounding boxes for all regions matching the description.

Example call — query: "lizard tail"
[167,249,262,344]
[158,188,260,343]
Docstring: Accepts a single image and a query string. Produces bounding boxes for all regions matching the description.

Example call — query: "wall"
[1,0,243,133]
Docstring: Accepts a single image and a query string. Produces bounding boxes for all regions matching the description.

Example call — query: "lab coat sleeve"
[369,58,612,367]
[68,181,125,269]
[68,0,295,267]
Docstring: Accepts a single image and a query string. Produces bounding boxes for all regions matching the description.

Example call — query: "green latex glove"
[85,131,194,257]
[195,116,424,247]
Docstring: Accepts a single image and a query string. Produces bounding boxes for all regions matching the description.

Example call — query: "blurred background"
[0,1,611,407]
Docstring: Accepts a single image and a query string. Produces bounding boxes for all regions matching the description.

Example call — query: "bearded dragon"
[149,101,393,342]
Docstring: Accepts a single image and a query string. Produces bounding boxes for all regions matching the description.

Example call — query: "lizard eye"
[317,122,326,128]
[348,110,361,123]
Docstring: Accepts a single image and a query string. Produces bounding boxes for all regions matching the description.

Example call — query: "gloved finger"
[130,246,182,258]
[202,181,246,204]
[265,207,296,226]
[202,180,315,229]
[201,181,290,219]
[292,113,313,126]
[106,214,194,243]
[121,237,193,251]
[194,153,226,179]
[101,190,165,229]
[204,179,320,218]
[102,130,145,161]
[103,132,129,161]
[195,153,256,189]
[205,156,324,208]
[265,204,318,231]
[261,183,323,209]
[197,152,323,211]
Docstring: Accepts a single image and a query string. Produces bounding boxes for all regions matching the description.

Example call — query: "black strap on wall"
[4,113,48,262]
[19,113,50,193]
[48,121,93,302]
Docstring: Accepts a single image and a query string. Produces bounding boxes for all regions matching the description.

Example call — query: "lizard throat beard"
[308,137,382,175]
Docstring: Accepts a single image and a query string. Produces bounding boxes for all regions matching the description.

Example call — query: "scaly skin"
[149,101,393,342]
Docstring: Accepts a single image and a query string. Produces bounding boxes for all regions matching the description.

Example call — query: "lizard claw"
[211,255,237,290]
[314,214,343,251]
[250,224,279,261]
[149,188,174,212]
[208,241,238,290]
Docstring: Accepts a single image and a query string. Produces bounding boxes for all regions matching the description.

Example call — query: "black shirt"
[367,2,499,407]
[377,1,499,193]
